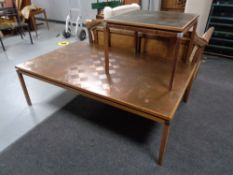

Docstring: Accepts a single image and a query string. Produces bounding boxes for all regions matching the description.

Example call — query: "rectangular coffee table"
[15,42,196,165]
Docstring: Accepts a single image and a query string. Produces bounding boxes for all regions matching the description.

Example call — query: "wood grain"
[15,42,196,121]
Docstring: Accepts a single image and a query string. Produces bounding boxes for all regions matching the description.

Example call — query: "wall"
[142,0,161,11]
[32,0,161,22]
[32,0,96,21]
[185,0,213,35]
[31,0,212,35]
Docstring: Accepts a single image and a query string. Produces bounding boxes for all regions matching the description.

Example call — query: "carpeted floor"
[0,56,233,175]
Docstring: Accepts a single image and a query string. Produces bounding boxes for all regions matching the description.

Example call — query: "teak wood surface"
[106,10,198,32]
[104,10,198,90]
[15,42,197,165]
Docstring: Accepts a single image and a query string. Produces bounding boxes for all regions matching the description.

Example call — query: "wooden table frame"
[15,27,213,166]
[15,42,199,165]
[15,64,195,166]
[104,12,198,90]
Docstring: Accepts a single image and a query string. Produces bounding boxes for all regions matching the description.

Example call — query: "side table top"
[106,10,198,32]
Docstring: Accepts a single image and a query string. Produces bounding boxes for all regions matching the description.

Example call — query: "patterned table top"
[16,42,195,120]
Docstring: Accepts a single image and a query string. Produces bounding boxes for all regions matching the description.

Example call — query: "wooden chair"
[29,8,49,37]
[0,0,33,51]
[183,27,214,102]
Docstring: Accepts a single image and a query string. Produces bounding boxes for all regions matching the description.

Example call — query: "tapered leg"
[108,28,111,47]
[18,23,26,38]
[193,50,204,79]
[158,122,170,165]
[43,9,49,30]
[17,27,24,39]
[137,33,142,54]
[183,75,194,103]
[134,31,138,54]
[142,37,147,53]
[16,70,32,106]
[194,61,201,80]
[31,16,38,38]
[104,25,110,75]
[0,37,6,51]
[87,29,93,44]
[93,29,99,44]
[169,37,180,90]
[27,25,33,44]
[185,22,198,63]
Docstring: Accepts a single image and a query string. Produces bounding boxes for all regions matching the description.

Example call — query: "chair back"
[189,27,214,63]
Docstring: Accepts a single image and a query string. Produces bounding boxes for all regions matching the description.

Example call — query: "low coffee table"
[15,42,196,165]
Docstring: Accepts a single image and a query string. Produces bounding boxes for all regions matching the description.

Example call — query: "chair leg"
[134,31,138,54]
[27,25,33,44]
[0,37,6,51]
[17,27,24,39]
[88,29,94,44]
[94,30,99,44]
[30,16,38,38]
[43,9,49,30]
[18,23,26,38]
[194,61,201,80]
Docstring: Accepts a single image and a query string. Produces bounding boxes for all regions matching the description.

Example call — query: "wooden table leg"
[0,36,6,51]
[158,121,170,165]
[104,24,110,75]
[183,74,195,103]
[16,70,32,106]
[93,29,98,44]
[194,60,201,80]
[134,31,138,54]
[108,29,111,47]
[43,9,50,30]
[169,36,181,90]
[137,33,142,54]
[186,22,198,63]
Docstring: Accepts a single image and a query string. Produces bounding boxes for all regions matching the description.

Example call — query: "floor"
[0,22,79,152]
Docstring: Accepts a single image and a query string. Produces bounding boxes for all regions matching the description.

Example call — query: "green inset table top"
[107,10,198,32]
